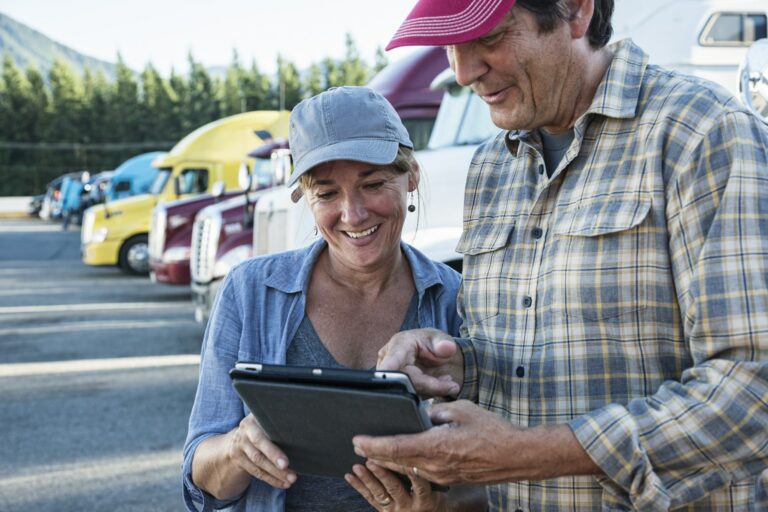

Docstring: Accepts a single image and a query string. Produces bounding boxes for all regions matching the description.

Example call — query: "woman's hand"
[346,461,447,511]
[227,414,297,489]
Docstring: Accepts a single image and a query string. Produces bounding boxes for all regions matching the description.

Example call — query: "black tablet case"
[231,374,430,478]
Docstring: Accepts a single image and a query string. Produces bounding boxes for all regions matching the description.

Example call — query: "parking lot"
[0,217,206,511]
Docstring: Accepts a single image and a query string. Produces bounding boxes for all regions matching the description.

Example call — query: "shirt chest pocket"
[549,194,652,321]
[456,220,515,322]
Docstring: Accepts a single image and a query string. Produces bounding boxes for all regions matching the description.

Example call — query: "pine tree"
[24,66,50,142]
[185,53,220,130]
[340,34,369,86]
[221,50,247,116]
[47,58,84,142]
[81,68,111,142]
[111,54,141,142]
[373,47,389,75]
[303,62,325,98]
[242,60,272,111]
[0,56,32,141]
[140,63,180,142]
[274,55,302,110]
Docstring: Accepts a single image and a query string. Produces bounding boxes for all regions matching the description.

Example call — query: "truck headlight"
[213,245,253,278]
[162,246,192,263]
[92,227,108,243]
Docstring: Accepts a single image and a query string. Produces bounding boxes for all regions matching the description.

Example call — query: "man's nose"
[448,43,487,87]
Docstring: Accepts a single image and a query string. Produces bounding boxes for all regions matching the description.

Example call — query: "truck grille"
[191,208,222,283]
[253,209,287,256]
[148,207,167,261]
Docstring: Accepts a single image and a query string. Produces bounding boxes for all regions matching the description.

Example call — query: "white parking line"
[0,319,197,336]
[0,354,200,377]
[0,302,190,315]
[0,448,182,495]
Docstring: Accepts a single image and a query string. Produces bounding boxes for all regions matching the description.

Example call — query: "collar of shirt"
[505,38,648,156]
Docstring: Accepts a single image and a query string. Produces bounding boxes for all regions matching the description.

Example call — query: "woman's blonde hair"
[298,145,419,196]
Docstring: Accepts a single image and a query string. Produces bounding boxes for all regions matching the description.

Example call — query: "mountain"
[0,11,117,79]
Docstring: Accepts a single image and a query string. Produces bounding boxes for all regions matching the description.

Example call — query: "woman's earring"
[313,225,318,236]
[408,193,416,213]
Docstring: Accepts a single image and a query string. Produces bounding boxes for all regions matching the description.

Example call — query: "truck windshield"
[428,86,498,149]
[149,168,172,195]
[253,158,273,188]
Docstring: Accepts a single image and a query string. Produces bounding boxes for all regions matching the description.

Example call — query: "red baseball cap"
[386,0,518,50]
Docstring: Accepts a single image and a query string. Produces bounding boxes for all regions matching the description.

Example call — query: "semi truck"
[148,141,284,285]
[81,110,290,275]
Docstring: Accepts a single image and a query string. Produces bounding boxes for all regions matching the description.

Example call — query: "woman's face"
[305,159,417,273]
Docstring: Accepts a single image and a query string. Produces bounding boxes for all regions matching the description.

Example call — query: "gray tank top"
[538,127,575,178]
[283,293,420,511]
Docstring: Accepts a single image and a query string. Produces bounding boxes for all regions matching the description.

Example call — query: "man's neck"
[544,46,614,134]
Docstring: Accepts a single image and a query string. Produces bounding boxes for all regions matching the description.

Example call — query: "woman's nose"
[340,195,369,225]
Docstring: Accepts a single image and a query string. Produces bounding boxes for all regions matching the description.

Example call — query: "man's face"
[446,7,574,131]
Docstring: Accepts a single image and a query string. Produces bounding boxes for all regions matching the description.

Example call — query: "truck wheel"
[119,234,150,275]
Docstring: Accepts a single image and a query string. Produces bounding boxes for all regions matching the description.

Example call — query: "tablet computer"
[229,362,432,479]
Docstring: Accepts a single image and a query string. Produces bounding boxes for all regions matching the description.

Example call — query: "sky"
[0,0,421,75]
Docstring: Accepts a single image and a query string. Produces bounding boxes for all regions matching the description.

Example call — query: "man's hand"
[377,328,464,398]
[353,401,602,486]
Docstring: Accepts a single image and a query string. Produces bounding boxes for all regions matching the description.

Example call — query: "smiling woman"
[182,87,466,512]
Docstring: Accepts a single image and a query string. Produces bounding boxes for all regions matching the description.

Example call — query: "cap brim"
[287,138,400,187]
[386,0,517,50]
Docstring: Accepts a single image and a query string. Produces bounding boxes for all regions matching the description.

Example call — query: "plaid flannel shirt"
[455,39,768,511]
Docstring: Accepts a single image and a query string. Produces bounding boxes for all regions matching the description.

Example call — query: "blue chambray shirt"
[182,239,461,511]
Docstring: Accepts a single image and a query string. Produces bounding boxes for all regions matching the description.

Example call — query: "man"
[352,0,768,510]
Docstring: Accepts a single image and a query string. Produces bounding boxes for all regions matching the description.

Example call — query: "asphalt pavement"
[0,217,206,511]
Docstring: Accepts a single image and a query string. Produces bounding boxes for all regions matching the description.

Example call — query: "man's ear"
[568,0,594,40]
[408,160,421,192]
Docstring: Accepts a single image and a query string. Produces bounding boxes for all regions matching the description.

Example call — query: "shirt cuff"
[569,404,671,512]
[455,337,479,402]
[182,435,243,511]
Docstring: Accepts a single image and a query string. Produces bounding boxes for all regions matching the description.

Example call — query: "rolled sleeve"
[571,361,768,510]
[455,337,481,403]
[570,110,768,510]
[182,274,247,511]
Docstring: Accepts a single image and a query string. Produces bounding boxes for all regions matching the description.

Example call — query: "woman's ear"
[407,160,421,192]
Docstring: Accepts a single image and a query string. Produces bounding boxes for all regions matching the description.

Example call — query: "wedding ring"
[378,496,392,506]
[412,466,419,477]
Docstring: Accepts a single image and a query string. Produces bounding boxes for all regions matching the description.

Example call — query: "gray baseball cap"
[287,86,413,188]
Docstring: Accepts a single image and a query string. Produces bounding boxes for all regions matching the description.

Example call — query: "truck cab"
[105,151,165,202]
[81,110,290,275]
[190,144,292,322]
[148,141,283,285]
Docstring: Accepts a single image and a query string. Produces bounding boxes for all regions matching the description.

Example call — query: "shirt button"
[532,227,543,239]
[516,366,525,378]
[522,296,532,308]
[538,164,545,175]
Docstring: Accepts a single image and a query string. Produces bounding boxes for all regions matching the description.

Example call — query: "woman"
[182,87,471,511]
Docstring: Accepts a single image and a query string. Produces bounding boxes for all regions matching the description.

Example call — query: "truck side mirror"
[271,149,293,186]
[237,162,253,192]
[212,181,226,198]
[740,39,768,123]
[173,176,182,197]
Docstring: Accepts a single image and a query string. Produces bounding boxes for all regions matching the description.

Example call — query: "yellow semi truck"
[81,110,290,275]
